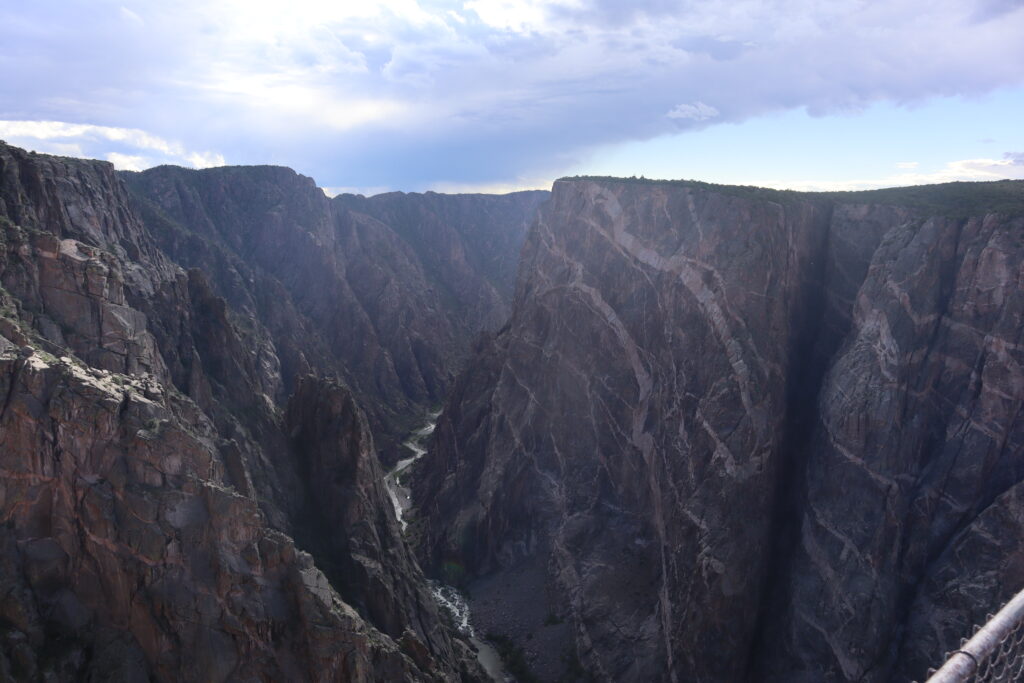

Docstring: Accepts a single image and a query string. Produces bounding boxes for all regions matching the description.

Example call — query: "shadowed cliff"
[414,176,1024,682]
[0,142,516,681]
[123,166,546,465]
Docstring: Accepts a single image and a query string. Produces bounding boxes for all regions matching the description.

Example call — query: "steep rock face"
[416,179,831,681]
[125,168,546,461]
[284,376,464,659]
[0,142,483,680]
[1,144,298,535]
[417,177,1024,682]
[335,190,549,334]
[760,211,1024,681]
[0,343,458,682]
[0,146,176,380]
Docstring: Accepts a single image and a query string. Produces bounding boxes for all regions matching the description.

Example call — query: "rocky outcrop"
[124,168,546,463]
[0,147,176,381]
[415,177,1024,682]
[0,142,484,681]
[0,344,456,681]
[284,376,469,663]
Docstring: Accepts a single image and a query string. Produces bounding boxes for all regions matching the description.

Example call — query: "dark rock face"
[334,190,547,335]
[7,135,1023,683]
[416,179,832,681]
[123,167,546,463]
[0,347,442,681]
[0,146,177,380]
[416,178,1024,682]
[0,142,485,681]
[762,210,1024,682]
[284,376,460,656]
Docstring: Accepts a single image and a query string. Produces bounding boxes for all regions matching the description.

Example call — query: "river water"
[384,416,435,531]
[384,414,506,682]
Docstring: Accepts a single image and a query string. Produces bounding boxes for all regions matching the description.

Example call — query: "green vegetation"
[559,176,1024,219]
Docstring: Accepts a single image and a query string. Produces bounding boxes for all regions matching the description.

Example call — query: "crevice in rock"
[745,201,845,677]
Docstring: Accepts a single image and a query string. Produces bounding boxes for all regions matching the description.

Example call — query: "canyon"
[0,141,540,681]
[414,178,1024,682]
[1,140,1023,682]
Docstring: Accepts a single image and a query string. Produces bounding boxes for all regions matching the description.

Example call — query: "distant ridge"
[560,175,1024,217]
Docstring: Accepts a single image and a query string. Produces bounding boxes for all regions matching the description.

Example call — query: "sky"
[1,0,1023,195]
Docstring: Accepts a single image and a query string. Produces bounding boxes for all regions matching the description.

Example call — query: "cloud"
[427,175,554,194]
[320,184,393,197]
[0,1,1022,189]
[106,152,149,170]
[0,120,225,169]
[760,154,1024,191]
[667,102,720,122]
[970,0,1024,22]
[119,6,144,25]
[464,0,562,32]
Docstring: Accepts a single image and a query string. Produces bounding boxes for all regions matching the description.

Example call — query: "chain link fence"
[922,589,1024,682]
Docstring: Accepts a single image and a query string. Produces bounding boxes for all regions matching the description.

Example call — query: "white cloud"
[428,176,553,194]
[119,6,144,25]
[321,184,393,197]
[0,120,225,169]
[198,73,410,131]
[38,142,86,157]
[464,0,578,32]
[106,152,149,170]
[2,0,1023,188]
[759,156,1024,191]
[667,102,720,122]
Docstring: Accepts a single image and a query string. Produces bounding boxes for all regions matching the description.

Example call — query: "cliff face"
[7,136,1022,682]
[334,190,548,335]
[123,167,546,463]
[415,178,1024,681]
[0,346,449,681]
[0,142,483,681]
[763,208,1024,682]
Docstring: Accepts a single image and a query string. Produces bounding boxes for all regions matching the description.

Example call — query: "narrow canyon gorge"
[1,141,1022,682]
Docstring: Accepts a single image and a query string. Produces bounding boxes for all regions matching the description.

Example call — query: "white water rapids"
[383,414,506,681]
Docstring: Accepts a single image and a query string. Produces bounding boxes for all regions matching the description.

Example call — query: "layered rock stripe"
[0,142,530,681]
[415,177,1024,682]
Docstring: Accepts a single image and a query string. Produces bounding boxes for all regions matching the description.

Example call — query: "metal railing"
[923,589,1024,682]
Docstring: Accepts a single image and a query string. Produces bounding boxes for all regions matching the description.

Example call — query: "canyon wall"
[5,138,1022,682]
[415,178,1024,682]
[124,167,545,463]
[0,142,495,681]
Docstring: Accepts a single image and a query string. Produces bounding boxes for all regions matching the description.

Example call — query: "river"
[384,415,436,531]
[384,413,507,682]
